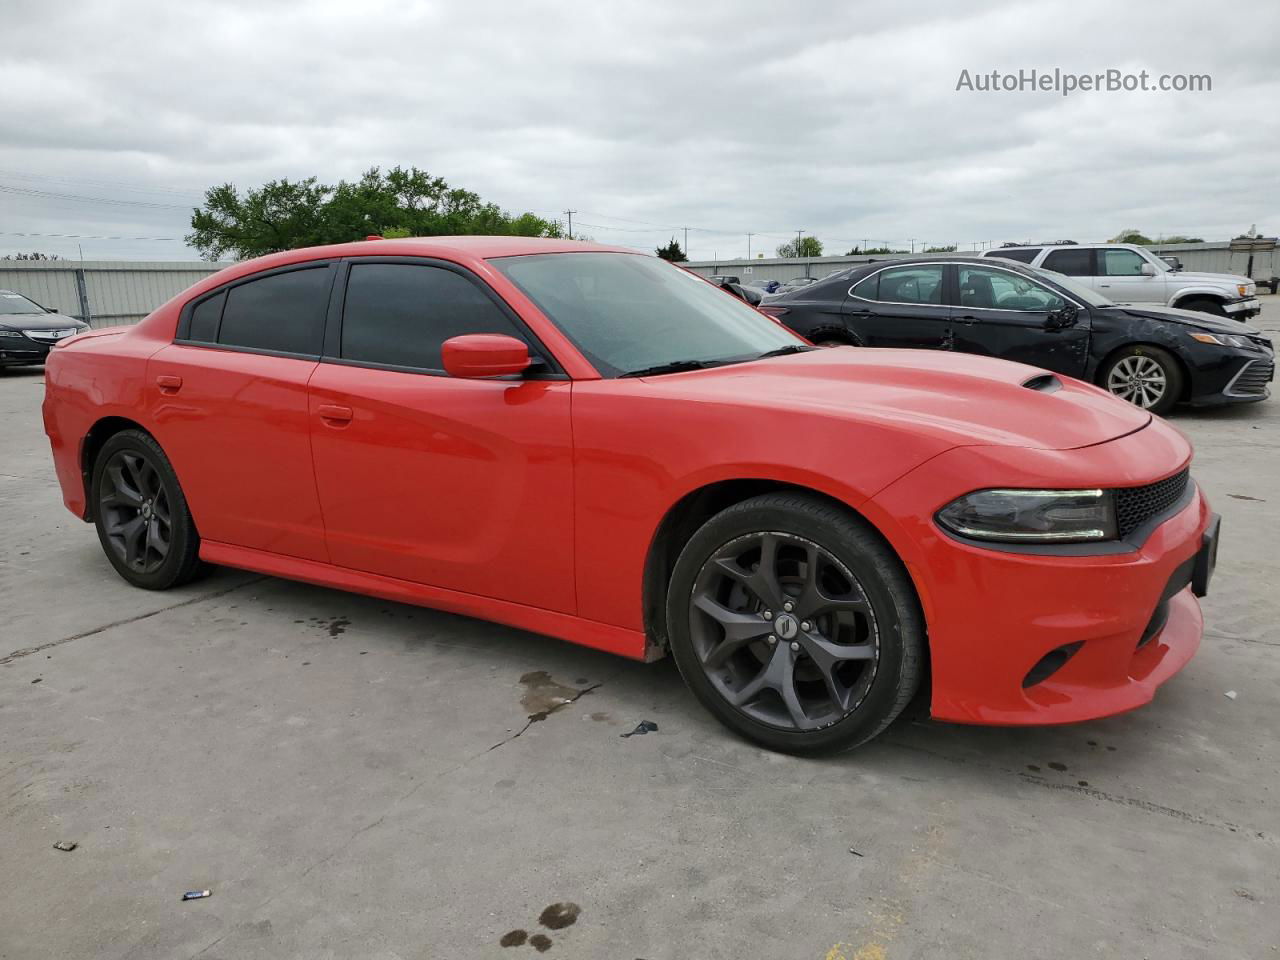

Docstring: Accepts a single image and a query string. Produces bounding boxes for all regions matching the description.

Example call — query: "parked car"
[0,290,89,367]
[708,277,764,305]
[758,255,1273,415]
[708,275,741,285]
[43,237,1218,754]
[980,243,1261,321]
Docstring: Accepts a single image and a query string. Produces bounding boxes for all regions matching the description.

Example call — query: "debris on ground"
[499,930,528,947]
[848,847,863,857]
[620,720,658,738]
[181,890,212,901]
[528,933,553,953]
[52,841,77,852]
[1225,690,1238,700]
[539,902,580,930]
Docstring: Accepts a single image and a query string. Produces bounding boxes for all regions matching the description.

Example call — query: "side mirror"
[1140,263,1157,277]
[45,306,59,313]
[1046,304,1079,330]
[441,333,532,378]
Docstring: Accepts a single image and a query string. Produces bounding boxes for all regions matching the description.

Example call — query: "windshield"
[0,291,47,316]
[1032,268,1116,307]
[491,252,802,377]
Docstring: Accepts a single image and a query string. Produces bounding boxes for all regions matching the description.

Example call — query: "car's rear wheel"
[91,430,205,590]
[665,493,924,754]
[1099,345,1183,415]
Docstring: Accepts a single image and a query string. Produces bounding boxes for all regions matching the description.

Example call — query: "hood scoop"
[1021,373,1062,393]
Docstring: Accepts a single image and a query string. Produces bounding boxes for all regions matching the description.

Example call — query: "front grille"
[1229,359,1274,397]
[1114,468,1190,540]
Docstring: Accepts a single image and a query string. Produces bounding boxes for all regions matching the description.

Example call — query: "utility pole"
[909,238,918,253]
[747,233,753,260]
[683,227,689,256]
[795,230,803,258]
[564,209,577,240]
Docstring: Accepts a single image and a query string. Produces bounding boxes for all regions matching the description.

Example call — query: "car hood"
[636,349,1150,451]
[0,312,84,331]
[1105,303,1264,336]
[1167,270,1253,288]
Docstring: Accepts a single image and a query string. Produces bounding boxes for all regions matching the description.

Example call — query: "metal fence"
[685,240,1280,285]
[0,260,231,328]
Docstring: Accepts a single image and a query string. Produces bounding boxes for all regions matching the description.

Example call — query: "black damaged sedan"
[0,290,89,368]
[757,255,1273,415]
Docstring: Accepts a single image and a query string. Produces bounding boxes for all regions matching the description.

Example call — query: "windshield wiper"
[754,344,815,360]
[619,359,720,378]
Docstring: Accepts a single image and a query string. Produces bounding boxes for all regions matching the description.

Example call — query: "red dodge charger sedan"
[42,237,1218,753]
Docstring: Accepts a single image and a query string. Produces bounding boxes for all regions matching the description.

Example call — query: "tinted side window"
[1099,248,1147,276]
[958,267,1066,311]
[1042,249,1094,276]
[218,267,330,355]
[341,263,524,371]
[993,248,1041,264]
[188,291,225,342]
[850,273,879,300]
[877,266,943,305]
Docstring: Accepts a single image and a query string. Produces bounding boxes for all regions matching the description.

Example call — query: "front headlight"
[0,328,22,338]
[1238,284,1251,297]
[1189,332,1248,348]
[936,489,1117,543]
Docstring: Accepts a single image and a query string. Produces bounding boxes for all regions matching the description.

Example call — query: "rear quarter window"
[992,248,1041,264]
[1042,249,1095,277]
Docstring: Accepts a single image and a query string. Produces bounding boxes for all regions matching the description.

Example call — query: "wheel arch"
[1094,341,1193,402]
[1170,290,1227,310]
[80,416,155,521]
[641,479,928,672]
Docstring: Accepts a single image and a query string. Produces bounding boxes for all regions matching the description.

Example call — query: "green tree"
[655,237,687,262]
[1156,234,1204,244]
[1109,229,1153,245]
[776,236,823,258]
[847,245,907,255]
[924,244,957,253]
[186,166,562,260]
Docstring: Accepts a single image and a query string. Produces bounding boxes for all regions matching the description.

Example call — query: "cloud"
[1,0,1276,260]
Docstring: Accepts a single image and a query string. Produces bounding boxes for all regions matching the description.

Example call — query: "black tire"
[1098,345,1184,416]
[807,329,854,347]
[91,429,206,590]
[1178,297,1228,318]
[665,492,924,754]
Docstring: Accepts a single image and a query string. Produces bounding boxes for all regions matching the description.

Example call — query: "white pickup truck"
[982,242,1261,321]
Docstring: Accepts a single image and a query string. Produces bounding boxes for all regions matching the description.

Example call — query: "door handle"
[155,374,183,394]
[954,315,978,324]
[317,404,353,425]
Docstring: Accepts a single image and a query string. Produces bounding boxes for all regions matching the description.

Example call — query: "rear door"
[1040,247,1097,291]
[307,258,575,612]
[842,264,950,348]
[948,264,1090,377]
[148,262,335,561]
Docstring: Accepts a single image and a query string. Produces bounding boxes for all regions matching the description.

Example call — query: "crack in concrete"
[0,576,266,665]
[487,682,603,752]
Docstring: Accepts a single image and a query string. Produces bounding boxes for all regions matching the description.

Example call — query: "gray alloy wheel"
[665,492,924,754]
[1106,354,1167,409]
[688,531,879,731]
[1100,346,1183,415]
[91,429,206,590]
[99,449,173,575]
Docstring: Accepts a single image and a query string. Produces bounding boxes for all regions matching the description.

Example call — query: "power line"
[0,183,193,211]
[0,230,184,241]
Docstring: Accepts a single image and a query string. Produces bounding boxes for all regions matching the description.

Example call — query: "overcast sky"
[2,0,1277,261]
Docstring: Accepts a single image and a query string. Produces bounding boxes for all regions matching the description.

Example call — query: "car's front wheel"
[91,429,206,590]
[665,493,924,754]
[1099,345,1183,415]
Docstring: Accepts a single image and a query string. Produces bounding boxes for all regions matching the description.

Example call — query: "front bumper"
[0,337,52,365]
[1223,296,1261,318]
[869,425,1212,726]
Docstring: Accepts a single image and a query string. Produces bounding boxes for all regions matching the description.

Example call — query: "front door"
[1093,247,1167,304]
[842,264,951,349]
[307,259,575,613]
[948,264,1090,377]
